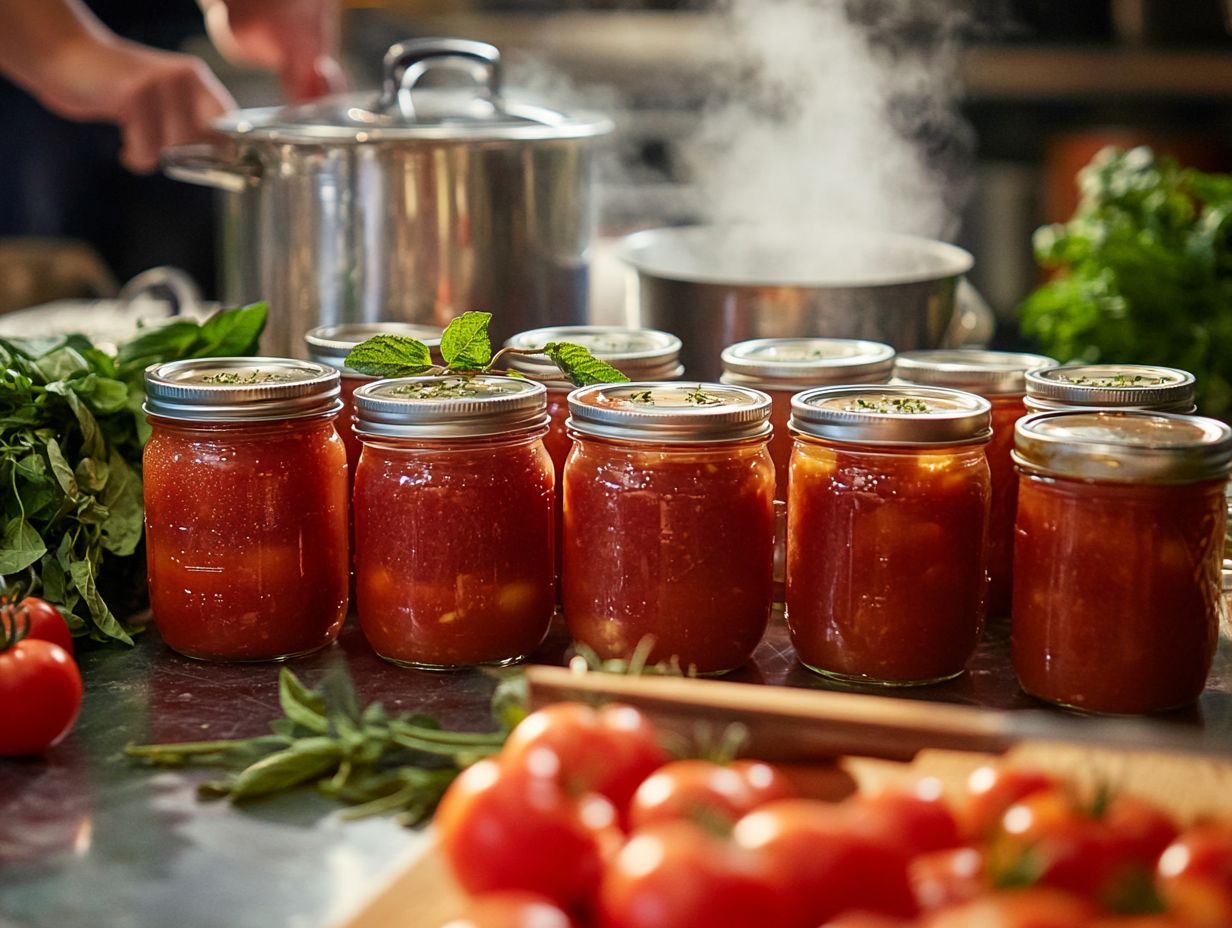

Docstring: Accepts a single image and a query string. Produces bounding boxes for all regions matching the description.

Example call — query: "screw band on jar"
[1024,363,1196,412]
[893,349,1056,396]
[504,326,684,387]
[353,375,549,439]
[567,382,772,444]
[305,322,444,373]
[720,337,896,390]
[143,357,342,422]
[790,385,992,447]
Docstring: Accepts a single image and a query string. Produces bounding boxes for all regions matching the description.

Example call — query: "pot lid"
[217,38,612,143]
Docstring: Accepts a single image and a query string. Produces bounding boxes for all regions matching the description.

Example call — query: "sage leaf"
[343,335,434,378]
[0,517,46,574]
[542,342,633,387]
[440,311,493,370]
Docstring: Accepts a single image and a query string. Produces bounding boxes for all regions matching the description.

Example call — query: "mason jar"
[562,382,775,674]
[787,385,992,685]
[1024,364,1196,413]
[352,375,554,669]
[893,349,1055,618]
[1012,409,1232,713]
[143,358,349,661]
[304,322,444,475]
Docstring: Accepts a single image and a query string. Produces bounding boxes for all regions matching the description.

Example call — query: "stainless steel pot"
[164,38,612,357]
[622,225,984,379]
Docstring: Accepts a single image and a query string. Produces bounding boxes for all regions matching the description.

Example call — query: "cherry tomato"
[960,765,1056,840]
[441,891,577,928]
[992,789,1118,900]
[922,887,1095,928]
[847,779,962,857]
[733,798,918,928]
[1,597,73,655]
[1157,824,1232,925]
[435,758,622,911]
[1103,794,1178,870]
[598,818,793,928]
[0,638,83,756]
[628,758,795,830]
[500,703,667,827]
[911,846,987,912]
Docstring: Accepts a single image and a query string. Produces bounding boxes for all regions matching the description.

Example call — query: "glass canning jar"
[787,385,992,685]
[352,375,554,669]
[562,382,775,675]
[304,322,443,475]
[893,349,1055,618]
[1012,410,1232,714]
[1024,364,1196,414]
[143,358,349,661]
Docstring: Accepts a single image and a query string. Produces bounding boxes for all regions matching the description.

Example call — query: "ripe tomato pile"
[436,704,1232,928]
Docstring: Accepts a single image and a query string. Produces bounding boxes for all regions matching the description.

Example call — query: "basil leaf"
[68,558,133,645]
[541,342,632,387]
[440,311,492,370]
[100,452,142,556]
[343,335,433,378]
[191,302,269,358]
[0,517,46,574]
[44,439,78,499]
[278,668,329,735]
[225,738,343,801]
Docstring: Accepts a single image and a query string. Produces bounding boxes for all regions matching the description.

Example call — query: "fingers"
[117,59,236,174]
[281,53,346,105]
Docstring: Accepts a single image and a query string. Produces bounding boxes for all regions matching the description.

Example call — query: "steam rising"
[683,0,974,241]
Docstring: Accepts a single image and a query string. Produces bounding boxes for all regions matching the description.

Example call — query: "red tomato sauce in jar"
[562,382,775,674]
[305,323,444,475]
[1012,410,1232,713]
[352,376,555,669]
[893,350,1055,618]
[721,338,895,502]
[786,386,992,685]
[504,326,683,585]
[143,359,349,661]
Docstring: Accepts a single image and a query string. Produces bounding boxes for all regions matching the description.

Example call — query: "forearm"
[0,0,119,116]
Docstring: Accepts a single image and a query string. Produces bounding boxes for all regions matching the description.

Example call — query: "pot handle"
[379,37,502,119]
[161,143,262,194]
[942,279,997,348]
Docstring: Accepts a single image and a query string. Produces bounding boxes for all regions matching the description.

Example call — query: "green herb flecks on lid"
[847,395,934,415]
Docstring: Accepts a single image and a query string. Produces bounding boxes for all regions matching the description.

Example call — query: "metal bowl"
[622,224,975,379]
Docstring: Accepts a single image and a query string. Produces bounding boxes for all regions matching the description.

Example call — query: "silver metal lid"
[353,375,547,439]
[720,338,896,390]
[1025,364,1196,411]
[1013,410,1232,484]
[217,39,611,144]
[790,385,992,446]
[894,349,1057,396]
[144,358,340,422]
[503,326,684,386]
[304,322,443,374]
[567,382,771,444]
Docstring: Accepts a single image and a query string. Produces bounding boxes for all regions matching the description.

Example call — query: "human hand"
[203,0,346,104]
[45,38,236,174]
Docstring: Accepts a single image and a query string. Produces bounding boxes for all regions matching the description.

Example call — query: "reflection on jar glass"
[1012,409,1232,714]
[786,385,992,685]
[353,375,555,670]
[143,358,349,661]
[562,382,775,675]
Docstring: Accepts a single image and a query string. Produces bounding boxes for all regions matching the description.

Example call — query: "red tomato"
[960,765,1056,840]
[733,798,918,928]
[820,916,917,928]
[1157,824,1232,926]
[500,703,667,826]
[1103,795,1178,870]
[1,597,73,655]
[597,818,793,928]
[911,847,987,912]
[0,638,83,756]
[435,758,622,911]
[441,891,577,928]
[847,779,962,857]
[922,887,1095,928]
[628,758,795,830]
[992,790,1119,900]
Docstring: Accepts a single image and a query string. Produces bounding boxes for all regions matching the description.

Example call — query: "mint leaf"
[542,342,632,387]
[440,311,493,370]
[344,335,434,378]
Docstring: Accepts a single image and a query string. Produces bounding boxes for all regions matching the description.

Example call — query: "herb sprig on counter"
[344,311,631,387]
[0,303,268,643]
[1020,146,1232,418]
[126,666,510,824]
